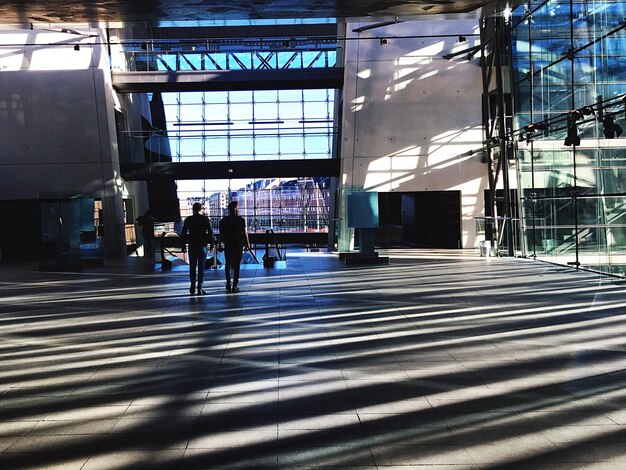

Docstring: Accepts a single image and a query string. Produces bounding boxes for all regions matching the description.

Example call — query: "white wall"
[0,24,147,256]
[339,18,487,250]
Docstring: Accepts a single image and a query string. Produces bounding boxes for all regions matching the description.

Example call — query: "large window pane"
[255,137,279,157]
[513,0,626,275]
[279,89,303,102]
[162,87,335,233]
[279,102,303,120]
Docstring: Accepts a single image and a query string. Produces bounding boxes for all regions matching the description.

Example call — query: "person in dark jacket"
[219,201,249,292]
[182,202,213,295]
[136,210,155,258]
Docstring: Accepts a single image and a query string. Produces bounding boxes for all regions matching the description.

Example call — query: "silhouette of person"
[136,210,155,258]
[182,202,213,295]
[219,201,250,292]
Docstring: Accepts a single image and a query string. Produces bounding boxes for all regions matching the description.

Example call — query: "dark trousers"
[143,237,154,257]
[188,246,208,288]
[224,247,243,285]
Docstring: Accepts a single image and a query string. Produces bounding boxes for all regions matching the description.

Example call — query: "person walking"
[136,210,155,258]
[219,201,250,293]
[182,202,213,295]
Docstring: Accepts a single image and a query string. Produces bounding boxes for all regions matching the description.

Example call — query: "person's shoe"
[190,285,195,295]
[197,287,206,295]
[225,283,231,292]
[232,285,240,293]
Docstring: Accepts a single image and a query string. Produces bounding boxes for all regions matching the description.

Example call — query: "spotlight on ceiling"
[603,115,623,139]
[380,38,388,45]
[74,44,80,51]
[458,35,466,42]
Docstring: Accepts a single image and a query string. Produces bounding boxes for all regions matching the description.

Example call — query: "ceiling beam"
[121,159,341,181]
[112,67,344,92]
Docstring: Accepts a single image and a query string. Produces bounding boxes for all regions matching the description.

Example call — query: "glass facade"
[162,89,336,233]
[511,0,626,275]
[163,89,335,162]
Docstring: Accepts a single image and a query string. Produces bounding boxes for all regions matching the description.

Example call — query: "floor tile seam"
[277,273,332,349]
[420,412,483,469]
[343,364,398,461]
[112,290,239,413]
[0,421,38,453]
[4,403,132,464]
[196,293,250,410]
[277,293,341,397]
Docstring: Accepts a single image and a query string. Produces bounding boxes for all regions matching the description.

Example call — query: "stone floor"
[1,249,626,469]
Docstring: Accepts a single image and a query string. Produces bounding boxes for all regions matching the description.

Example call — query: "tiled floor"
[1,249,626,469]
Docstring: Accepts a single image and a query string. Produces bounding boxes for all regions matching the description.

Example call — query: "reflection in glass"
[512,0,626,275]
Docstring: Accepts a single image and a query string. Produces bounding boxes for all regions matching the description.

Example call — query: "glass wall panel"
[512,0,626,275]
[159,89,336,231]
[279,90,303,101]
[255,138,279,157]
[203,104,229,120]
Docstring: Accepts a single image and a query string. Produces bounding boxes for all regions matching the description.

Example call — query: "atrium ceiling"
[0,0,502,24]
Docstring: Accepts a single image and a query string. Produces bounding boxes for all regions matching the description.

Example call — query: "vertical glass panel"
[229,91,253,103]
[303,89,329,101]
[162,94,179,105]
[512,0,626,275]
[255,137,279,157]
[203,104,229,121]
[254,90,279,103]
[179,138,204,157]
[279,102,303,120]
[229,137,254,159]
[179,93,203,105]
[230,103,253,122]
[280,136,305,157]
[178,104,204,122]
[303,101,329,119]
[252,103,279,121]
[278,89,303,102]
[304,135,331,156]
[204,138,229,158]
[204,91,229,104]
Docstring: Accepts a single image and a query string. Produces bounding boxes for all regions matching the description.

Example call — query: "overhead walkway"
[1,249,626,468]
[110,23,344,93]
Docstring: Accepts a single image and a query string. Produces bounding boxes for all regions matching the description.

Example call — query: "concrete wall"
[0,24,149,257]
[339,18,487,250]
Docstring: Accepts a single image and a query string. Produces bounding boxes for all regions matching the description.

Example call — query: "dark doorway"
[377,191,461,248]
[0,200,40,261]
